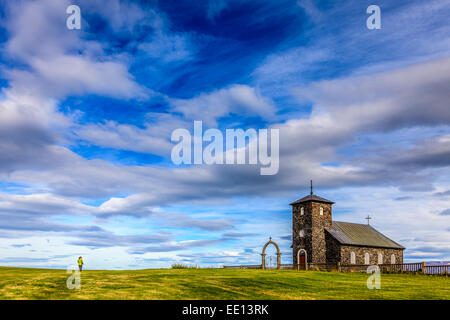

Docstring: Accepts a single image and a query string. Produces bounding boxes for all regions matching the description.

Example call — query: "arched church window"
[378,253,383,264]
[391,254,396,264]
[299,229,305,237]
[319,207,323,215]
[300,207,304,215]
[364,252,370,265]
[350,251,356,264]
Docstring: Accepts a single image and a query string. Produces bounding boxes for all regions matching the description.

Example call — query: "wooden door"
[299,253,306,270]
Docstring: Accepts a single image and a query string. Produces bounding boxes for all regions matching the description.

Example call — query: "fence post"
[337,262,341,272]
[422,262,426,275]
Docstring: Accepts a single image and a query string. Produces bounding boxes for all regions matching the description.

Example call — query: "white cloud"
[74,113,188,156]
[0,193,92,216]
[3,0,148,99]
[75,121,172,156]
[25,55,148,99]
[170,84,276,126]
[0,0,150,172]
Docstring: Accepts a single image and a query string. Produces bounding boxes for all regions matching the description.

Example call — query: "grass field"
[0,267,448,300]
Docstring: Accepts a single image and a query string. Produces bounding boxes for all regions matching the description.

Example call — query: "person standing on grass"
[77,256,84,272]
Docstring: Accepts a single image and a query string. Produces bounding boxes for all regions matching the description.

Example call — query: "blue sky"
[0,0,449,269]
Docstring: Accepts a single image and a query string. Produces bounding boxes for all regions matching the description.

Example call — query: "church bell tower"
[290,181,334,265]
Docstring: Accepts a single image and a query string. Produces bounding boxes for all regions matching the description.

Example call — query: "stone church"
[291,186,404,268]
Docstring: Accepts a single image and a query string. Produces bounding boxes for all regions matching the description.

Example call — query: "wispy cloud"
[170,84,276,126]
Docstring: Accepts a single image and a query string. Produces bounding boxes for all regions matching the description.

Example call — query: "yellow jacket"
[78,258,83,266]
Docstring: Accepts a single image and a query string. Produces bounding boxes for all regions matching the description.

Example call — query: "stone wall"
[325,231,341,264]
[310,202,332,263]
[340,245,403,265]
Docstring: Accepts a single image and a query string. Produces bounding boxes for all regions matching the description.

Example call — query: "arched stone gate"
[261,237,281,269]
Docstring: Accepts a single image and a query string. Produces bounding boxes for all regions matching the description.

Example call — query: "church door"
[298,251,306,270]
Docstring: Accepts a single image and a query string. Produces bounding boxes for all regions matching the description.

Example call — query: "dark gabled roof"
[290,194,335,205]
[326,221,404,250]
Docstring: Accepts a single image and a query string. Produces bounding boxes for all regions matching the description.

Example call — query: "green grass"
[0,267,448,300]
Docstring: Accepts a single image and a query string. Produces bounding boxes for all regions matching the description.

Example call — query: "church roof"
[326,221,405,249]
[290,194,335,205]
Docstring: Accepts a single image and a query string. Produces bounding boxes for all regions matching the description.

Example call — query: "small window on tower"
[299,229,305,237]
[300,207,304,215]
[320,207,324,215]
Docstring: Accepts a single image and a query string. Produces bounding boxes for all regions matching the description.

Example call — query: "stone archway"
[261,237,281,269]
[297,249,308,270]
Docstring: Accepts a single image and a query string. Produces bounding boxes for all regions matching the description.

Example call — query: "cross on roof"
[365,215,372,225]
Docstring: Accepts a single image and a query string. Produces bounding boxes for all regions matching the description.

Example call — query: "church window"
[350,251,356,264]
[299,229,305,237]
[319,207,323,215]
[391,254,396,264]
[378,253,383,264]
[300,207,304,215]
[364,252,370,265]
